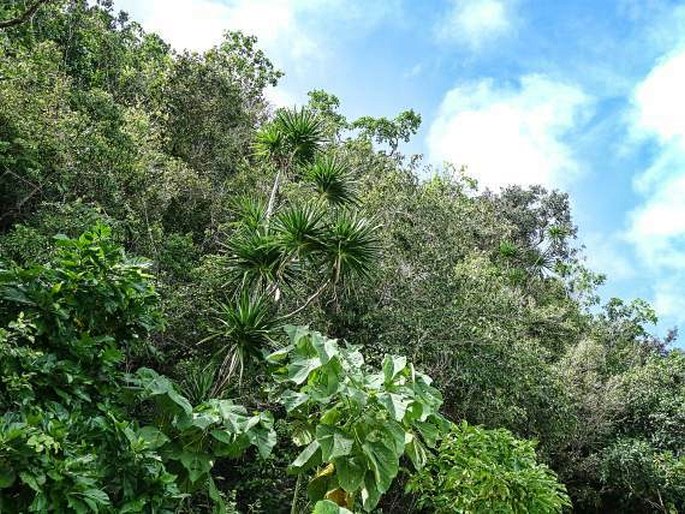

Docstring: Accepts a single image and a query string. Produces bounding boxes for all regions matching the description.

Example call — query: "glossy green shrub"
[407,421,570,514]
[0,225,274,512]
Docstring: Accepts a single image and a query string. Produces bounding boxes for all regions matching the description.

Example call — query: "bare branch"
[277,279,331,322]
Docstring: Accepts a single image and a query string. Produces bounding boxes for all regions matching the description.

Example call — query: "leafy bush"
[267,326,448,512]
[0,224,174,511]
[0,225,274,512]
[407,421,571,514]
[599,438,685,513]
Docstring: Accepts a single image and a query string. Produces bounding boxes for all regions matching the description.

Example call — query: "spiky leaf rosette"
[254,107,326,167]
[274,203,326,257]
[323,212,380,284]
[277,107,325,165]
[223,229,293,290]
[204,292,277,389]
[305,156,358,207]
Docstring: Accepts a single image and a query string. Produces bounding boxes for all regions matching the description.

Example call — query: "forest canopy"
[1,1,684,513]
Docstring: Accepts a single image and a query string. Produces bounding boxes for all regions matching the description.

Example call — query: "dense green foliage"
[0,226,274,511]
[1,1,684,513]
[408,422,570,513]
[268,327,448,511]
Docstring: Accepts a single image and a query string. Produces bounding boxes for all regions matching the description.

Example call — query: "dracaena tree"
[202,107,380,394]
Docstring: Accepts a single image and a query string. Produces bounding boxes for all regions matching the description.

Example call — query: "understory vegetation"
[1,1,684,513]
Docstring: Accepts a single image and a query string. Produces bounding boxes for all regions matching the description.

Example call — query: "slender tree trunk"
[290,473,303,514]
[265,168,281,221]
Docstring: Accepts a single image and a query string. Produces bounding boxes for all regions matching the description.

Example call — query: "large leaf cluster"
[0,223,161,407]
[0,225,171,511]
[267,326,447,511]
[131,368,276,504]
[599,438,685,512]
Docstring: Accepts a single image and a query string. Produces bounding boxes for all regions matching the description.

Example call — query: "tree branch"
[277,279,331,322]
[0,0,51,30]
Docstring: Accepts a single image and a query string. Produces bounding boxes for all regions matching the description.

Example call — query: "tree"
[267,326,447,512]
[200,107,379,394]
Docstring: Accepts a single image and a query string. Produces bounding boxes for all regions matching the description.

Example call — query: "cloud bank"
[428,75,592,190]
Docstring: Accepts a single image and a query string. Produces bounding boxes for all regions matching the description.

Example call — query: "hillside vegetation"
[1,2,684,513]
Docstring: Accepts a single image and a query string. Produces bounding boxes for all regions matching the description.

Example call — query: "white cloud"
[627,46,685,269]
[626,175,685,270]
[427,75,591,190]
[653,278,685,319]
[265,86,300,108]
[633,48,685,145]
[114,0,317,62]
[624,45,685,326]
[584,233,636,281]
[435,0,517,50]
[404,63,424,79]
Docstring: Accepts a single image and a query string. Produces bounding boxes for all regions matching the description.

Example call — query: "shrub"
[407,421,570,514]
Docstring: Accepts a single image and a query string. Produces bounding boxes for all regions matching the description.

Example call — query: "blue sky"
[115,0,685,337]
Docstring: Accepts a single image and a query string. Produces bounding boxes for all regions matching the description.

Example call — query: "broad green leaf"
[287,357,321,385]
[281,389,309,412]
[179,451,213,483]
[292,424,315,446]
[137,426,170,450]
[320,406,341,425]
[188,412,217,431]
[382,355,407,384]
[311,332,338,364]
[284,324,311,345]
[317,425,353,461]
[307,471,334,502]
[335,456,365,493]
[361,440,399,493]
[360,471,383,512]
[381,420,406,455]
[405,434,429,470]
[319,363,343,398]
[412,379,443,417]
[212,433,251,458]
[259,410,275,429]
[210,429,236,445]
[414,420,440,448]
[344,348,365,370]
[312,500,354,514]
[265,345,292,363]
[289,440,322,474]
[214,400,249,430]
[136,368,192,415]
[248,425,277,458]
[378,392,411,422]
